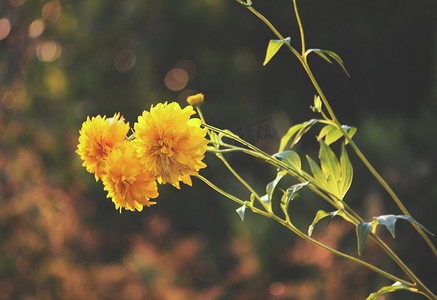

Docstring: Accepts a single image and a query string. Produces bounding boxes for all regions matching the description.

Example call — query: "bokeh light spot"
[42,1,62,23]
[0,19,11,40]
[269,282,285,296]
[28,19,45,39]
[36,41,62,62]
[174,59,197,80]
[113,49,136,72]
[164,68,188,91]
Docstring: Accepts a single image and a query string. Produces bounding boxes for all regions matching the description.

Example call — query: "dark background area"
[1,0,436,299]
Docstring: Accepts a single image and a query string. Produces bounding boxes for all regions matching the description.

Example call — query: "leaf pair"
[357,214,434,255]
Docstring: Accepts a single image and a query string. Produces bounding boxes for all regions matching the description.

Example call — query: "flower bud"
[186,93,204,107]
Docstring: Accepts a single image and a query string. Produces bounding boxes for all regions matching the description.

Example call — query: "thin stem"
[239,0,437,257]
[206,124,437,298]
[292,0,305,55]
[195,174,413,287]
[216,153,261,202]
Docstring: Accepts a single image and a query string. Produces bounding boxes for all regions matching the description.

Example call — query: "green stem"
[238,0,437,258]
[195,174,413,287]
[292,0,305,55]
[206,124,437,299]
[216,152,261,203]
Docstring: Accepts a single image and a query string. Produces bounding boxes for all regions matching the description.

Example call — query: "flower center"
[156,137,174,157]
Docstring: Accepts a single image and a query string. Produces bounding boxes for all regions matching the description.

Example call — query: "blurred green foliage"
[0,0,436,299]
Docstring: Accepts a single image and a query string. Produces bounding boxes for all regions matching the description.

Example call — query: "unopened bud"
[186,93,204,107]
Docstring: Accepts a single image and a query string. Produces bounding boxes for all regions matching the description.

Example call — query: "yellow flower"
[186,93,204,107]
[133,102,208,188]
[76,113,130,180]
[102,142,159,212]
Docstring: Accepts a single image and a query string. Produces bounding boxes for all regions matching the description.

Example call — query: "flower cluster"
[76,101,208,212]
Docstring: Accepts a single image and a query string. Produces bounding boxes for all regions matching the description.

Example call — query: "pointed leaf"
[281,181,310,210]
[319,140,341,197]
[236,203,247,221]
[323,50,350,77]
[307,49,350,77]
[273,151,301,173]
[373,215,434,238]
[374,215,398,238]
[357,222,372,255]
[308,209,354,236]
[307,155,329,189]
[260,194,271,211]
[314,50,333,64]
[308,210,331,236]
[279,123,304,152]
[366,282,419,300]
[339,144,353,199]
[318,124,357,146]
[279,119,320,152]
[266,171,286,200]
[263,37,291,66]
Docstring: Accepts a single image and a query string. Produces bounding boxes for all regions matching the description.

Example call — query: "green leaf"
[307,49,350,77]
[319,140,341,196]
[267,171,286,199]
[273,151,302,173]
[308,210,331,236]
[356,222,372,255]
[279,119,319,152]
[366,282,419,300]
[308,209,354,236]
[236,202,247,221]
[339,144,353,199]
[317,124,357,146]
[307,141,353,201]
[263,37,291,66]
[260,194,271,210]
[373,214,434,238]
[262,172,286,212]
[311,95,322,113]
[281,181,310,216]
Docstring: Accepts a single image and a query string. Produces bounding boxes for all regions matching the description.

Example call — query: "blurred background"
[1,0,436,299]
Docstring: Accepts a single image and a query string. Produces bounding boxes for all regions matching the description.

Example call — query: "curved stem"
[205,125,437,299]
[239,0,437,257]
[195,174,413,287]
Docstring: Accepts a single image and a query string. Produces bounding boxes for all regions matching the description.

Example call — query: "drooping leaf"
[308,210,331,236]
[260,194,271,211]
[236,202,247,221]
[263,37,291,66]
[279,119,320,152]
[266,171,286,200]
[317,124,357,146]
[366,282,419,300]
[308,209,354,236]
[307,48,350,77]
[356,222,372,255]
[281,181,310,216]
[273,150,301,173]
[373,214,434,238]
